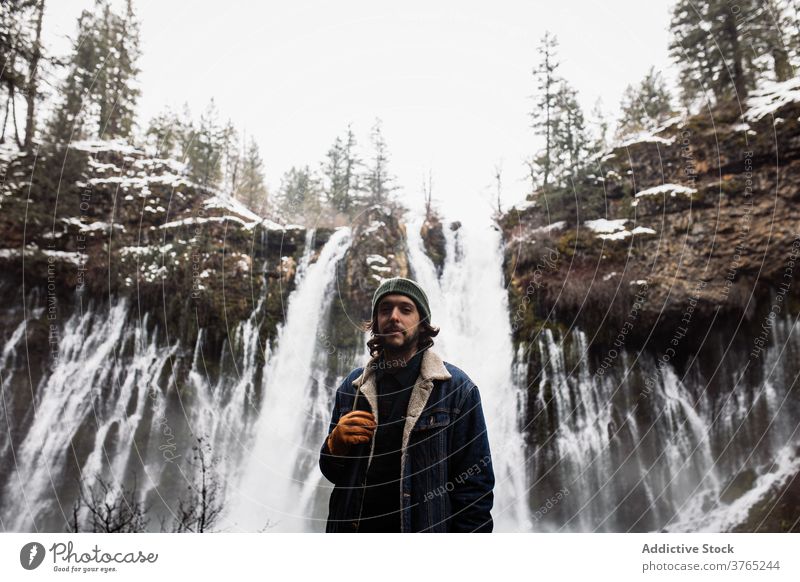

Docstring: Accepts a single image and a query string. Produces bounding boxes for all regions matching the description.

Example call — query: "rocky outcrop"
[500,79,800,349]
[0,140,313,385]
[419,212,446,276]
[321,203,410,380]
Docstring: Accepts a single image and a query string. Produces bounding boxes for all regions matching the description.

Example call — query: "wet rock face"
[499,94,800,348]
[336,203,410,322]
[321,204,410,367]
[419,213,446,277]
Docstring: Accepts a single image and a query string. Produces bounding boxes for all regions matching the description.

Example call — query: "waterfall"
[522,314,800,532]
[1,300,177,531]
[0,319,28,469]
[406,214,533,532]
[226,227,352,532]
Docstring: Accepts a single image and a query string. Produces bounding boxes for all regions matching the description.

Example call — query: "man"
[319,276,494,532]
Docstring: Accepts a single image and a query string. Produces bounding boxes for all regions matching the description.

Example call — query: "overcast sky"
[41,0,677,222]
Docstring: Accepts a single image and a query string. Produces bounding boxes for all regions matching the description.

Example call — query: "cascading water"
[406,214,533,532]
[1,300,177,531]
[175,228,321,510]
[521,314,800,532]
[226,227,352,532]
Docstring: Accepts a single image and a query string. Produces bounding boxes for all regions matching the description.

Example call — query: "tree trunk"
[24,0,45,151]
[723,9,746,101]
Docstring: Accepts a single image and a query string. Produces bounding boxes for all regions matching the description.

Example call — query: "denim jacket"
[319,349,494,533]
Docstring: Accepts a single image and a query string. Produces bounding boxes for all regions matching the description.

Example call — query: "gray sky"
[42,0,677,221]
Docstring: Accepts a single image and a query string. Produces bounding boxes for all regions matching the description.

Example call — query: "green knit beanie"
[371,277,431,323]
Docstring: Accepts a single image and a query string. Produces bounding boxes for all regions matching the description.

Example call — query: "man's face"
[376,294,421,353]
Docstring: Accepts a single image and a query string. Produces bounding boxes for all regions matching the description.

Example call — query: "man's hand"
[327,411,376,456]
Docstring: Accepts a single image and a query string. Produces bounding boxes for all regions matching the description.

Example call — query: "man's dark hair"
[362,316,440,358]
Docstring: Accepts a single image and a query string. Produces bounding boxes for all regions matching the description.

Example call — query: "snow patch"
[631,183,697,207]
[204,195,262,222]
[531,221,566,235]
[584,218,628,234]
[618,132,675,148]
[70,139,142,155]
[0,248,87,265]
[746,76,800,122]
[366,254,388,265]
[512,199,537,211]
[363,220,386,235]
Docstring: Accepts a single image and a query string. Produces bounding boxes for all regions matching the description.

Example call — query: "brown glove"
[327,411,376,456]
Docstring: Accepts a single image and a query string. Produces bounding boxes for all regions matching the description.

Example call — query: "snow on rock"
[69,139,143,156]
[133,157,188,174]
[237,256,251,272]
[363,220,386,235]
[365,254,388,265]
[587,219,657,241]
[654,114,684,132]
[87,160,119,172]
[746,76,800,122]
[597,229,634,241]
[366,254,391,274]
[597,226,656,240]
[203,195,262,223]
[159,215,255,229]
[0,247,88,265]
[631,183,697,207]
[617,132,675,148]
[88,173,193,190]
[531,221,566,235]
[120,243,174,257]
[0,142,21,163]
[60,218,126,233]
[511,199,537,211]
[584,218,629,233]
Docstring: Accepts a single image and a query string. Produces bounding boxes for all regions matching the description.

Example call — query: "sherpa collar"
[353,347,451,390]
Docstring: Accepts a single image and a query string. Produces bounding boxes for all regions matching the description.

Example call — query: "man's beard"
[380,325,420,354]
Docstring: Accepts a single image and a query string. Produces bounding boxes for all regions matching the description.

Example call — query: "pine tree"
[277,165,321,221]
[342,125,361,209]
[324,135,347,211]
[748,0,794,82]
[785,0,800,64]
[669,0,792,107]
[364,119,396,205]
[48,0,141,142]
[324,124,362,213]
[589,97,610,154]
[616,66,674,139]
[529,31,561,192]
[236,138,268,215]
[1,0,47,148]
[219,120,239,194]
[146,108,181,158]
[552,81,591,183]
[47,10,95,142]
[185,99,229,188]
[102,0,141,139]
[22,0,44,150]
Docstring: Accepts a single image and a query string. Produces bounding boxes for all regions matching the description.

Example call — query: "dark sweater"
[355,347,426,532]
